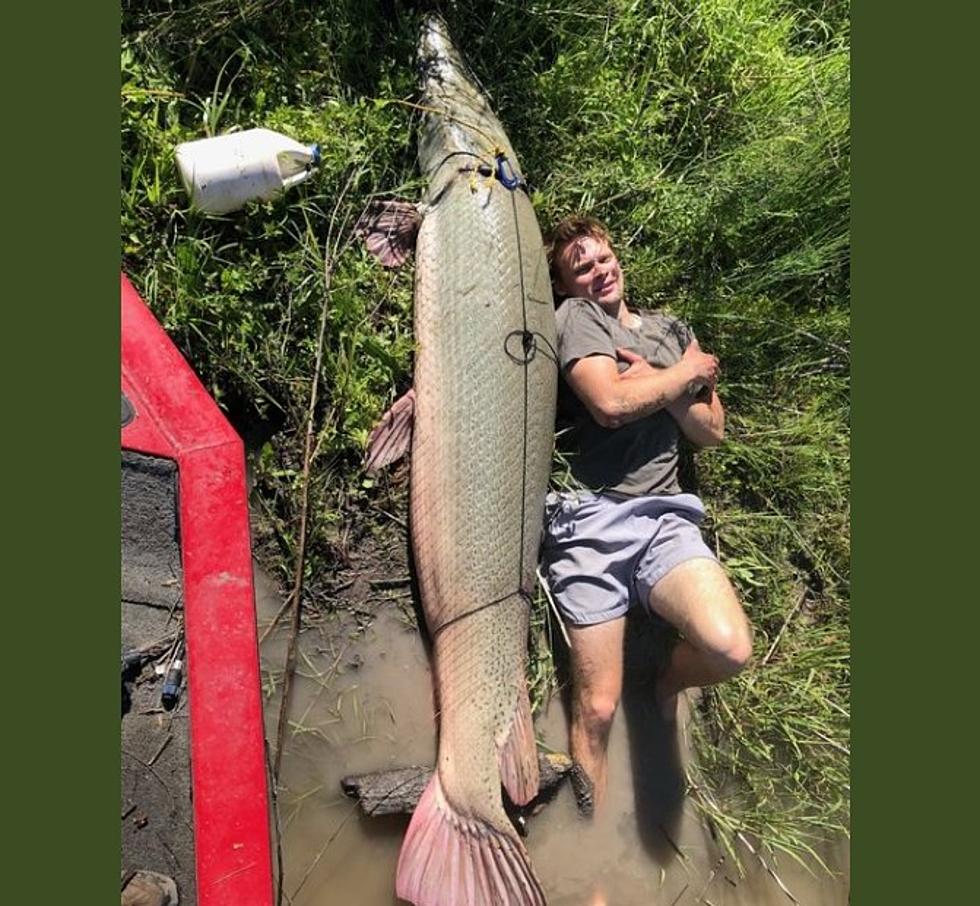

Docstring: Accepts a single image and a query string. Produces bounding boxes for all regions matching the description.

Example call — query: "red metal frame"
[121,274,274,906]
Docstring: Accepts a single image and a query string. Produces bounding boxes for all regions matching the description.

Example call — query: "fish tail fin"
[396,772,546,906]
[497,686,540,806]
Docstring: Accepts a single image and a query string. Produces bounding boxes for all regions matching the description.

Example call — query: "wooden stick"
[258,590,295,645]
[341,752,574,817]
[761,588,807,667]
[537,566,571,649]
[147,734,172,767]
[272,171,359,782]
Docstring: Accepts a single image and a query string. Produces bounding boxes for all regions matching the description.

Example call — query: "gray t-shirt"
[555,297,694,497]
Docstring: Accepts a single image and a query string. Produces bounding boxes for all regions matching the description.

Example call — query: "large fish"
[357,15,556,906]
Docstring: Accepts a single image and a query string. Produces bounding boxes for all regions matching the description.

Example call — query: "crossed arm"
[565,344,725,447]
[665,383,725,447]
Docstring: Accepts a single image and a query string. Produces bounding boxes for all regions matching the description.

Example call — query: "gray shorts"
[540,490,717,626]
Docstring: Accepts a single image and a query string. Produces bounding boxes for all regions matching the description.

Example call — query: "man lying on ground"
[541,215,753,814]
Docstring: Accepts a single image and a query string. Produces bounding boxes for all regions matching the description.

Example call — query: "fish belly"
[410,173,556,813]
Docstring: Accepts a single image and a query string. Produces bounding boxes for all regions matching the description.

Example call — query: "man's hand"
[618,343,718,398]
[615,346,657,377]
[672,341,725,446]
[615,345,725,446]
[567,341,721,430]
[680,339,720,390]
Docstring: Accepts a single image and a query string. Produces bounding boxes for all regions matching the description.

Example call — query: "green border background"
[852,3,977,903]
[5,4,120,901]
[10,1,978,903]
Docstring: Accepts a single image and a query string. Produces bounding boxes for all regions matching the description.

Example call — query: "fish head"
[417,15,522,195]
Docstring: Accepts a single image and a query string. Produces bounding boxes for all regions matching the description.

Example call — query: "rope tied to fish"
[432,182,558,641]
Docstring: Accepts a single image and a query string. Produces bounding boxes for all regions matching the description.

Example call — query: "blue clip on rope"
[495,152,524,191]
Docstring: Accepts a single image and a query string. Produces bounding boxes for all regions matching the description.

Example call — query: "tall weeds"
[122,0,849,867]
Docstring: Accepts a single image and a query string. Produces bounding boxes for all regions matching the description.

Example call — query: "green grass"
[122,0,849,870]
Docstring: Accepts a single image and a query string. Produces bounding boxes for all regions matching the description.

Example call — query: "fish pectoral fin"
[396,773,546,906]
[364,388,416,474]
[354,199,422,268]
[497,686,540,807]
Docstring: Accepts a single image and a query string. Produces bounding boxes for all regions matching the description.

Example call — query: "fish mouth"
[416,14,515,184]
[418,14,476,96]
[418,13,454,61]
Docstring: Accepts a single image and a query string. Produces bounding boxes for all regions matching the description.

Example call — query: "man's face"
[554,234,625,307]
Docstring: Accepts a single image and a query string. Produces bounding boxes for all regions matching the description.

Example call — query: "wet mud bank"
[255,554,848,906]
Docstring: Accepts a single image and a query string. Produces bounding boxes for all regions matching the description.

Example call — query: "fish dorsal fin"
[364,389,416,474]
[396,773,547,906]
[496,685,540,806]
[354,199,422,267]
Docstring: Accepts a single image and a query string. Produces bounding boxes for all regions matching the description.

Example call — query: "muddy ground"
[252,505,849,906]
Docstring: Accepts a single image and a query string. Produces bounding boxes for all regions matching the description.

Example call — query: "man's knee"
[707,615,753,677]
[576,689,620,736]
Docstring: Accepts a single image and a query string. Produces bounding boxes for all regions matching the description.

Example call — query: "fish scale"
[394,15,557,906]
[411,187,551,618]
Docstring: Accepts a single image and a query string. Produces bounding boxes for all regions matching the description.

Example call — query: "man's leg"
[648,558,752,719]
[568,616,626,811]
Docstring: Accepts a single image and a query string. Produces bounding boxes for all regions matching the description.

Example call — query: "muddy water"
[255,565,848,905]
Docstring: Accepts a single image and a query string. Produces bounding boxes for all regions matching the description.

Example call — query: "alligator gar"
[357,15,557,906]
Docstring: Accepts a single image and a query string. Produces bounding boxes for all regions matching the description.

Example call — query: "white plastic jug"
[175,128,320,214]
